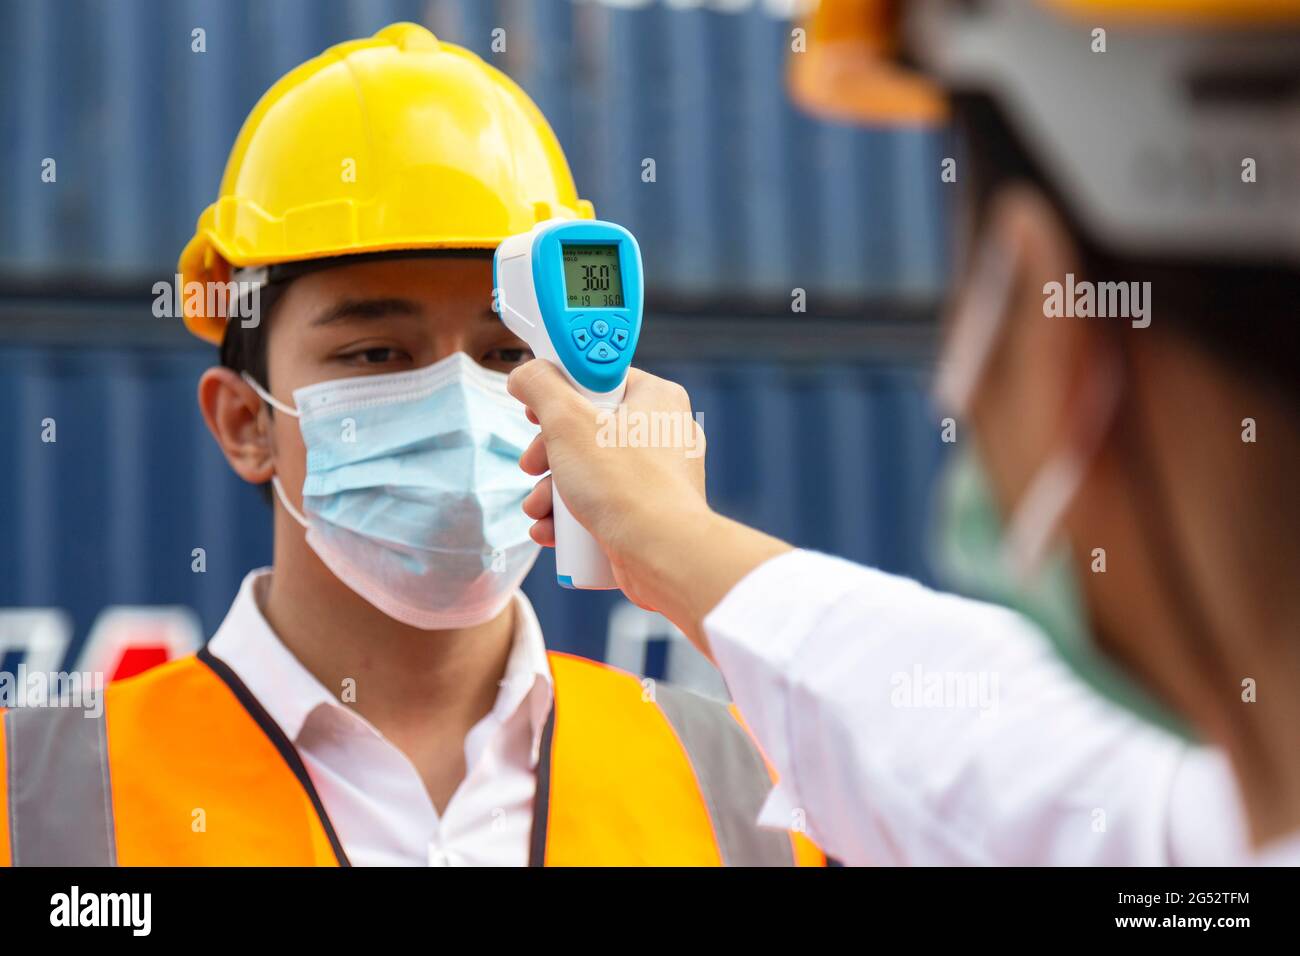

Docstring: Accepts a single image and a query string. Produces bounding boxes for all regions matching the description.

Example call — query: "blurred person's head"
[793,0,1300,843]
[181,24,592,635]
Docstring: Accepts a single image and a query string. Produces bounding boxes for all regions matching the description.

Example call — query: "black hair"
[950,92,1300,408]
[219,284,279,389]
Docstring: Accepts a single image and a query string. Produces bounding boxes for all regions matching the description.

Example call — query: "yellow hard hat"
[178,22,594,344]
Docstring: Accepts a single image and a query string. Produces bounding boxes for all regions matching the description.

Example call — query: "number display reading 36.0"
[561,243,624,308]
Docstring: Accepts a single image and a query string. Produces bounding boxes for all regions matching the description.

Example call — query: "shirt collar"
[206,570,337,741]
[500,588,555,764]
[205,569,554,759]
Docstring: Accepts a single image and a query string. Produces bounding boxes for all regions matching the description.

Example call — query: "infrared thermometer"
[494,219,643,590]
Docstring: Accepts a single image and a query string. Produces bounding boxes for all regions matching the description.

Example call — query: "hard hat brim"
[178,231,521,346]
[788,40,949,127]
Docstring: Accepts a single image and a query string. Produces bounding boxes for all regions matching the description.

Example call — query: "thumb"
[508,359,586,426]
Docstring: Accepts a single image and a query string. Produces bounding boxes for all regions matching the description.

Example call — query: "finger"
[508,359,582,423]
[525,406,539,426]
[519,433,550,476]
[522,474,553,521]
[624,366,692,416]
[529,516,556,548]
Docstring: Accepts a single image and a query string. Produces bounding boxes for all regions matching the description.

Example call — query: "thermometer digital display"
[562,243,624,308]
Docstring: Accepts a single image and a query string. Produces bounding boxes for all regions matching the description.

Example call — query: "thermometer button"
[591,319,610,338]
[587,342,619,364]
[610,328,629,349]
[572,328,593,349]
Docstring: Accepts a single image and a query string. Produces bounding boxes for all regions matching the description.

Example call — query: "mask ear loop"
[240,372,309,529]
[270,476,310,529]
[240,371,300,418]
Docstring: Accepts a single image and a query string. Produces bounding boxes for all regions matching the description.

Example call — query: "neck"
[261,514,517,767]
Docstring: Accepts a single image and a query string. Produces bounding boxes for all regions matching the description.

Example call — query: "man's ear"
[197,367,275,486]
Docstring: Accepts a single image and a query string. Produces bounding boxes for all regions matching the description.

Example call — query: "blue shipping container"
[0,0,949,305]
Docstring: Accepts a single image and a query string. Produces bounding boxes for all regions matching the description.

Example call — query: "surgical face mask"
[243,352,540,630]
[931,241,1188,736]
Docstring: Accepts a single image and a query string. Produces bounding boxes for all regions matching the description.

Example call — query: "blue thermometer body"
[494,219,644,589]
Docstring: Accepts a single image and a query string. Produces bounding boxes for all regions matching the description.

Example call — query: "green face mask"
[932,446,1191,739]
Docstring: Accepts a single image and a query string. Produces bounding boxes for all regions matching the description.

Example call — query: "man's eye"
[351,347,400,364]
[484,347,534,367]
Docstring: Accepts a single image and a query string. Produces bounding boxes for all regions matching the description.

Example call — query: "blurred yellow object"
[178,22,593,344]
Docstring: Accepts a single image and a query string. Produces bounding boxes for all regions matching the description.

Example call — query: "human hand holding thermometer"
[494,219,643,589]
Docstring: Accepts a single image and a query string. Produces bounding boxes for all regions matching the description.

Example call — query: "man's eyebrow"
[311,298,423,327]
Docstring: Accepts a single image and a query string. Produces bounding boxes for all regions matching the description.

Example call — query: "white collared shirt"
[206,569,553,867]
[703,549,1274,866]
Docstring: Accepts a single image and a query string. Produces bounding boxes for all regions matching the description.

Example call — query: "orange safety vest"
[0,649,823,867]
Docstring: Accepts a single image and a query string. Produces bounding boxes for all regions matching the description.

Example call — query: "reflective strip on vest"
[3,707,117,866]
[653,683,795,867]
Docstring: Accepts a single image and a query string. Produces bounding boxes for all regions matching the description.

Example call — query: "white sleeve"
[703,549,1248,866]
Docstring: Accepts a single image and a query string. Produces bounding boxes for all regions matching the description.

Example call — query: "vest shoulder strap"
[543,651,818,866]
